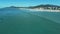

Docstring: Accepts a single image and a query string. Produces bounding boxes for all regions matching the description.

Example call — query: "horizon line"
[0,4,60,8]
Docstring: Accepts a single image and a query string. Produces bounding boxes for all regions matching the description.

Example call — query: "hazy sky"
[0,0,60,8]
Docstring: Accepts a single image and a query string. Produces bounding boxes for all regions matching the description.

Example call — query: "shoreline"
[20,8,60,12]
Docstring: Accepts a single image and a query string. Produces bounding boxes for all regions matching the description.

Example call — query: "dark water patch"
[0,18,4,23]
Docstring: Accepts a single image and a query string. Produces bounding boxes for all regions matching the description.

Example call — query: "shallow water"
[0,9,60,34]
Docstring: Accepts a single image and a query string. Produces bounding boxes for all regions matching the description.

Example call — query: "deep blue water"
[0,9,60,34]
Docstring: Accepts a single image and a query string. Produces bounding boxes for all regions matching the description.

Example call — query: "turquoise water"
[0,9,60,34]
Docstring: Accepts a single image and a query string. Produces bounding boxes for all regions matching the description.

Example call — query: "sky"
[0,0,60,8]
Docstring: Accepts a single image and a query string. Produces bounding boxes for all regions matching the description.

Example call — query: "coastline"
[20,8,60,12]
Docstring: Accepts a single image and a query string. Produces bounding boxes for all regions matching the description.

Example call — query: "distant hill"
[0,4,60,11]
[0,6,20,11]
[28,4,60,9]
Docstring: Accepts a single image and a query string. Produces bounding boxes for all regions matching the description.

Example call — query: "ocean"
[0,9,60,34]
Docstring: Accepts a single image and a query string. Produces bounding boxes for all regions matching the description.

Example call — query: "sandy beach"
[20,8,60,12]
